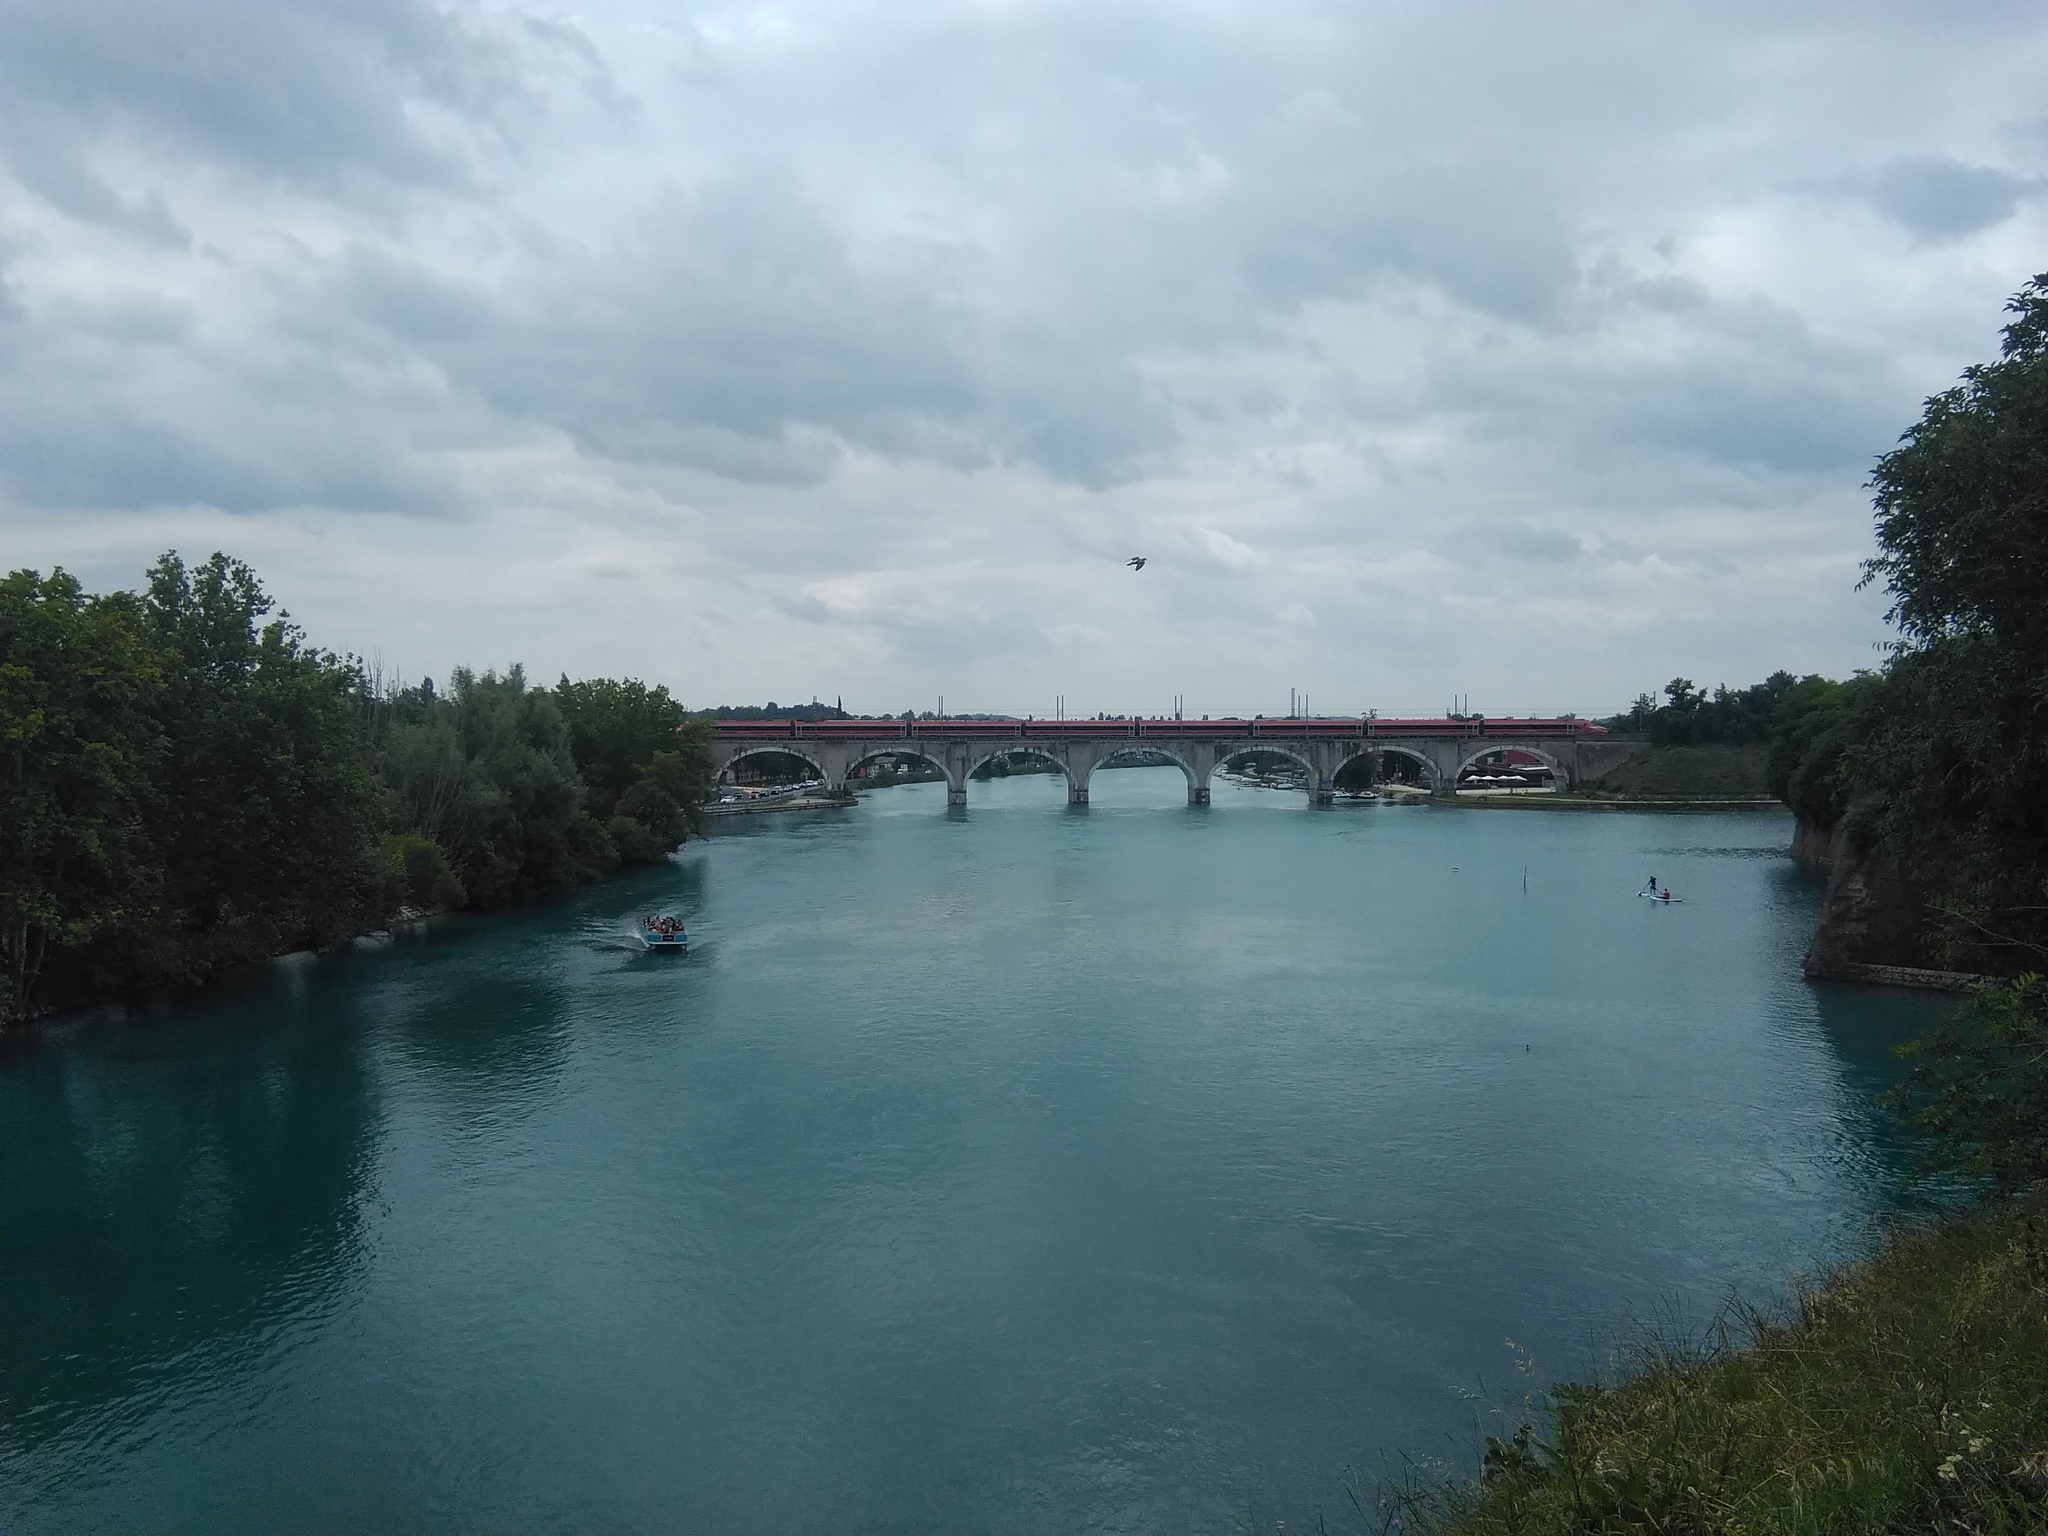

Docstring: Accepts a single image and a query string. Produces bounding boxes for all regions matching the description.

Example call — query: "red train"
[1366,717,1604,739]
[1026,718,1133,738]
[800,719,909,739]
[913,719,1020,739]
[710,714,1604,741]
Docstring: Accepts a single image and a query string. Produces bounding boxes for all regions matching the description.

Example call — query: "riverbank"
[1408,1187,2048,1533]
[1375,784,1784,811]
[1455,792,1784,811]
[701,791,856,816]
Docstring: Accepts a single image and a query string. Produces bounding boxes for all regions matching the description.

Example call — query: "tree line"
[1,552,711,1024]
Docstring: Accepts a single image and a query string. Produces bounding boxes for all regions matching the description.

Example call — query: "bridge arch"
[1456,742,1566,789]
[1211,742,1315,796]
[845,746,952,784]
[967,745,1070,783]
[1372,744,1444,791]
[715,744,827,784]
[1331,745,1388,791]
[1086,744,1200,799]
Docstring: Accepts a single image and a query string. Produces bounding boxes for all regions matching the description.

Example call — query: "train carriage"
[1253,718,1366,739]
[906,719,1023,739]
[797,719,909,740]
[1019,719,1137,739]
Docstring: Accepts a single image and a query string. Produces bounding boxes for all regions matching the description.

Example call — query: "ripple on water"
[0,777,1953,1534]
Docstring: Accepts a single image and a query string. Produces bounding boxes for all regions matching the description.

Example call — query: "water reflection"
[1808,980,1960,1209]
[390,974,571,1082]
[0,974,374,1445]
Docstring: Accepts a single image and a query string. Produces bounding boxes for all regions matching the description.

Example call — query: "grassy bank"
[1408,1190,2048,1535]
[1581,742,1773,799]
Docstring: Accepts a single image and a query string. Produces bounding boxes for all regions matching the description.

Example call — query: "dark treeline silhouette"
[2,553,710,1024]
[1606,672,1831,747]
[700,701,847,720]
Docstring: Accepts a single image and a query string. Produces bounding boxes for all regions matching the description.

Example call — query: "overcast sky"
[4,1,2045,717]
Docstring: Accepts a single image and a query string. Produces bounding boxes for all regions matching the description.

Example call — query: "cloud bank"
[5,0,2046,715]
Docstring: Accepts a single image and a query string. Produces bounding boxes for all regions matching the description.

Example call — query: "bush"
[1405,1192,2048,1535]
[382,833,465,914]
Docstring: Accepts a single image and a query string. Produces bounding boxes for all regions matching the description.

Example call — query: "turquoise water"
[0,770,1949,1533]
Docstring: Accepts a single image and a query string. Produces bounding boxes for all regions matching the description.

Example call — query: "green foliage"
[1836,273,2048,967]
[1889,975,2048,1193]
[141,553,386,980]
[2,553,393,1021]
[1763,672,1883,830]
[376,665,614,906]
[3,551,713,1023]
[1405,1192,2048,1535]
[383,832,466,913]
[1607,672,1803,747]
[0,568,163,1021]
[555,676,711,863]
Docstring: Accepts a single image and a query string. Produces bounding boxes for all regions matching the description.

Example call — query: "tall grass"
[1404,1190,2048,1535]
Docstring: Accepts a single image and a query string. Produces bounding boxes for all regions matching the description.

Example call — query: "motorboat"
[640,917,688,950]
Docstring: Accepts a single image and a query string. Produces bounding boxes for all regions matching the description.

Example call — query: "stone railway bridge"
[710,718,1650,808]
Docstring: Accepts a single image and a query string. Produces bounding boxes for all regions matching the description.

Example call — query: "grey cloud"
[0,264,460,512]
[2,0,2045,713]
[0,0,520,206]
[329,170,1171,487]
[1422,284,1902,478]
[1847,157,2041,242]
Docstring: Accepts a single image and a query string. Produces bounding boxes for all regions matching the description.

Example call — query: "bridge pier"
[1188,783,1209,805]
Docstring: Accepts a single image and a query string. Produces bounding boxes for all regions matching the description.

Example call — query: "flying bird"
[1127,557,1147,570]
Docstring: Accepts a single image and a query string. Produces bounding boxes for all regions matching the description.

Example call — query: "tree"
[142,554,385,978]
[0,569,163,1022]
[554,676,712,863]
[1850,273,2048,968]
[380,665,614,904]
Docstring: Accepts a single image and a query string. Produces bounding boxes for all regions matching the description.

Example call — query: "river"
[0,769,1950,1533]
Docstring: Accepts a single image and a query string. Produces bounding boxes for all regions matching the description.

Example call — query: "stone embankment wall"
[1794,817,1982,991]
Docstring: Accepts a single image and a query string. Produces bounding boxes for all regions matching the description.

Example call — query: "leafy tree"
[5,549,725,1021]
[555,676,711,863]
[1764,672,1880,830]
[1608,671,1805,748]
[1849,273,2048,968]
[383,832,467,913]
[141,554,385,979]
[0,569,163,1022]
[379,665,614,905]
